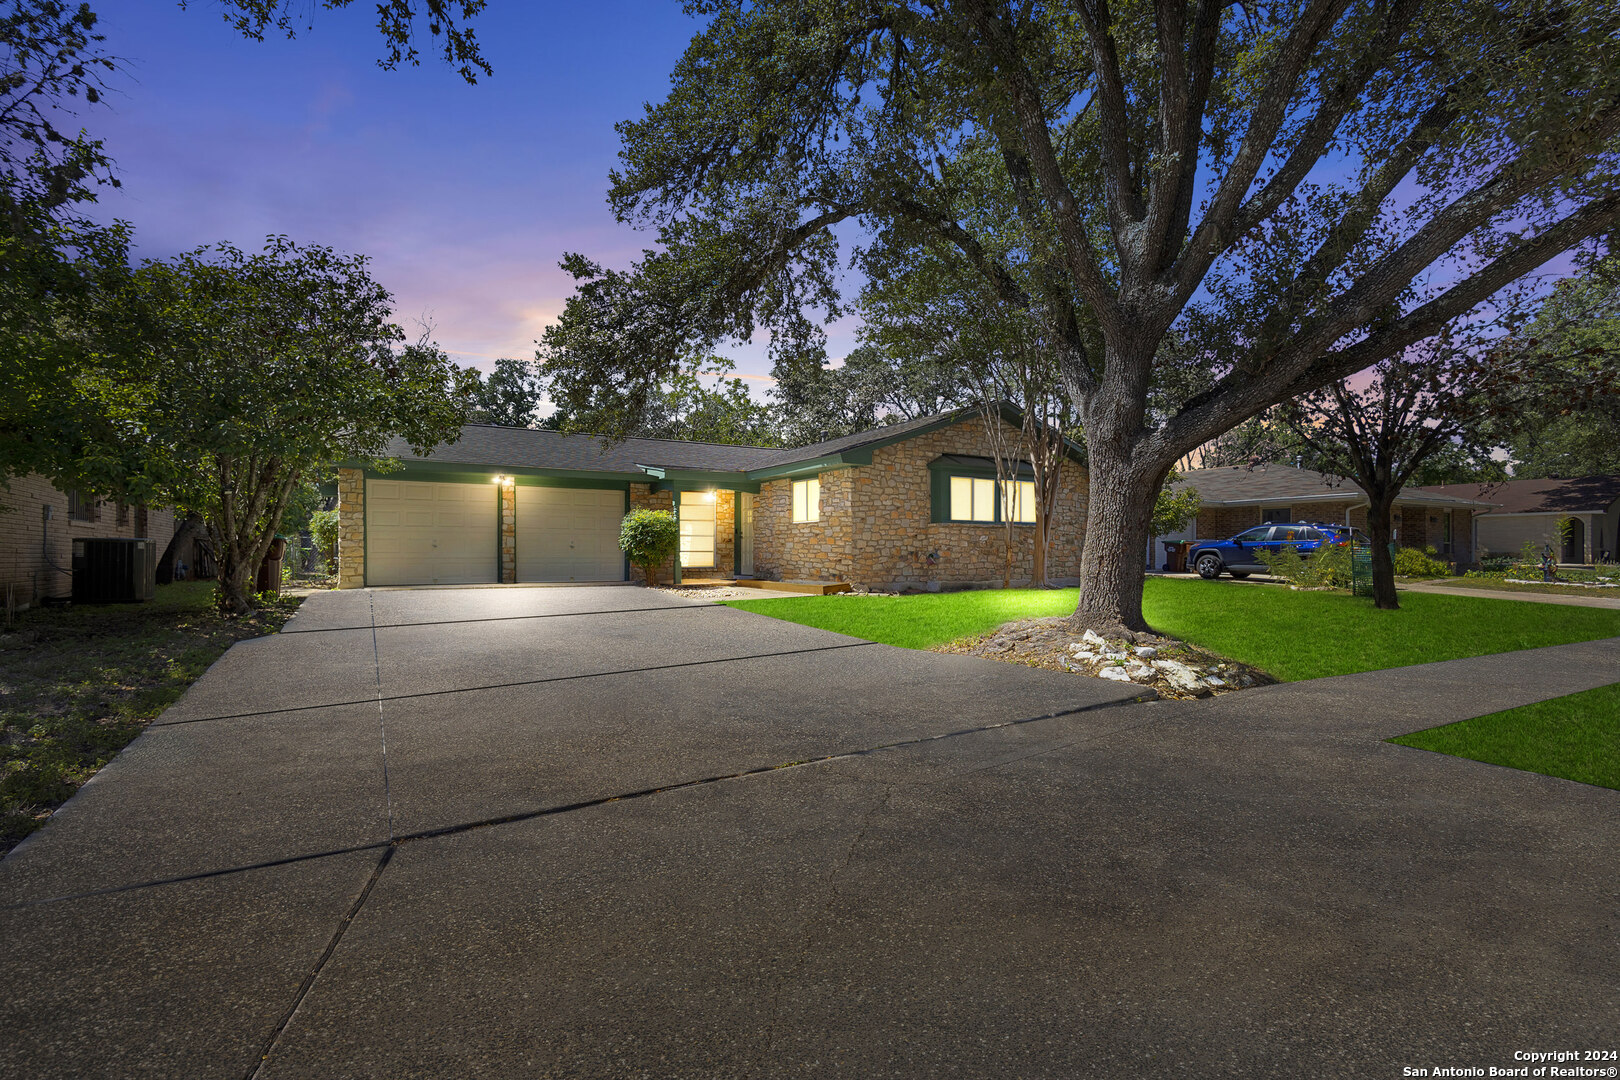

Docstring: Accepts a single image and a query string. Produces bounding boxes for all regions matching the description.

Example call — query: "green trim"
[732,491,741,578]
[745,451,870,482]
[928,467,1038,525]
[672,494,681,586]
[495,482,504,583]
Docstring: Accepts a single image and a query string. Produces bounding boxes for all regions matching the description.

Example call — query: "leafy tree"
[467,357,545,427]
[618,508,678,586]
[1496,256,1620,477]
[184,0,490,83]
[114,237,473,613]
[1277,311,1614,608]
[770,344,967,446]
[1151,474,1201,539]
[541,353,782,447]
[561,0,1620,634]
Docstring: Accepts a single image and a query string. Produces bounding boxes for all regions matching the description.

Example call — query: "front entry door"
[737,492,754,577]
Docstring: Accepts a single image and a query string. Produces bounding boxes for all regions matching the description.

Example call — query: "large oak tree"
[541,0,1619,633]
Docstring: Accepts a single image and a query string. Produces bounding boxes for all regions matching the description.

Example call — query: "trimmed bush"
[620,509,679,586]
[1394,545,1450,577]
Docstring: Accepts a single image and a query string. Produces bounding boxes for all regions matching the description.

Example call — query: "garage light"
[491,474,512,484]
[704,490,717,502]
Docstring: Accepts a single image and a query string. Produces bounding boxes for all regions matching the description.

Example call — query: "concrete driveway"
[2,586,1617,1079]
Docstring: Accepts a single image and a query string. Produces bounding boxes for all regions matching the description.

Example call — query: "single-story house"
[1421,476,1620,564]
[337,405,1090,592]
[1149,465,1496,569]
[0,474,176,607]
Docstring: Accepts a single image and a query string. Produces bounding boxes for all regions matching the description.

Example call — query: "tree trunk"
[1067,440,1161,636]
[1364,498,1401,610]
[216,542,257,615]
[156,515,205,585]
[1032,509,1048,587]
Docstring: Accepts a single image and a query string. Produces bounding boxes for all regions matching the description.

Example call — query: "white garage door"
[516,487,625,582]
[366,479,498,586]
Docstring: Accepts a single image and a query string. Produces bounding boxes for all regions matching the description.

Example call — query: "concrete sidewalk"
[1398,578,1620,609]
[2,588,1616,1079]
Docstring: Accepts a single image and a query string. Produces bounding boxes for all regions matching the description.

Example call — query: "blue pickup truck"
[1186,522,1358,580]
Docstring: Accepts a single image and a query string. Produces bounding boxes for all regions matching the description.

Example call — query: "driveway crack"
[245,845,394,1080]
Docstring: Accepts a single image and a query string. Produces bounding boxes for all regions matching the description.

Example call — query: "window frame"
[791,477,820,523]
[929,458,1041,525]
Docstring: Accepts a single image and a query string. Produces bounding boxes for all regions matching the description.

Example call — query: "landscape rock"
[1097,666,1134,682]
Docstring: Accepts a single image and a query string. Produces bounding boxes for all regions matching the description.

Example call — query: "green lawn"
[0,582,302,853]
[725,577,1620,681]
[1391,682,1620,790]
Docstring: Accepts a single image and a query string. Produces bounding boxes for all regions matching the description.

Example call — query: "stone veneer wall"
[628,483,675,584]
[337,467,365,588]
[499,481,516,583]
[751,415,1090,590]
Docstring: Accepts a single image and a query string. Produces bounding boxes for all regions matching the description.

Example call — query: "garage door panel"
[517,487,624,582]
[366,480,498,586]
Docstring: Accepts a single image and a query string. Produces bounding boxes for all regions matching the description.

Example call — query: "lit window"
[679,491,716,568]
[1003,480,1037,523]
[792,478,820,523]
[949,477,996,522]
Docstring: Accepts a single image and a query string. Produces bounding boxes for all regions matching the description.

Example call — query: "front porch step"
[732,579,852,595]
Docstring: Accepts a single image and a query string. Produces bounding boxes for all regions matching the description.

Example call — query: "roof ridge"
[457,423,783,452]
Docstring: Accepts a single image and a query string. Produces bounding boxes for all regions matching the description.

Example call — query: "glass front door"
[737,491,754,577]
[679,491,717,569]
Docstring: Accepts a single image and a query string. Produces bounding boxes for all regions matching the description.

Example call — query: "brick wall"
[751,415,1090,590]
[1194,505,1261,540]
[337,468,365,588]
[0,474,175,606]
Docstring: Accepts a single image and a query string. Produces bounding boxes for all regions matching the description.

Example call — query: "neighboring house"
[336,405,1090,592]
[0,474,176,607]
[1421,476,1620,564]
[1149,465,1494,569]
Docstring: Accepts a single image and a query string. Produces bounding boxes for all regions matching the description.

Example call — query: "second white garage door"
[366,479,499,586]
[516,487,626,582]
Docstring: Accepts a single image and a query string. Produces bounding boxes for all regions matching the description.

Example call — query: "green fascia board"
[927,455,1037,480]
[355,458,638,488]
[642,468,762,493]
[744,450,872,482]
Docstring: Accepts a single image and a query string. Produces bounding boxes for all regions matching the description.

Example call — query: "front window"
[1235,526,1272,543]
[791,478,820,523]
[949,476,997,522]
[1261,506,1291,523]
[1002,480,1038,523]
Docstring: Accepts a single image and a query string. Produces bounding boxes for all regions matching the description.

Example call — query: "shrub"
[309,509,340,570]
[620,509,679,586]
[1257,542,1352,588]
[1394,545,1450,577]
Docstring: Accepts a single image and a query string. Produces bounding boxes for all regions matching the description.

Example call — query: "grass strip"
[1390,682,1620,790]
[725,577,1620,682]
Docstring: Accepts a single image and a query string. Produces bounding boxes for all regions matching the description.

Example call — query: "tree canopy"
[549,0,1620,632]
[114,237,474,611]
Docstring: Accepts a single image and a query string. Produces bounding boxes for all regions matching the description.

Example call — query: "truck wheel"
[1195,552,1223,579]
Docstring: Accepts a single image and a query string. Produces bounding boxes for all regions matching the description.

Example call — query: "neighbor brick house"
[336,405,1089,592]
[0,474,176,607]
[1421,476,1620,564]
[1148,465,1494,569]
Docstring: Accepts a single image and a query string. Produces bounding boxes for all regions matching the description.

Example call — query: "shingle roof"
[382,425,785,475]
[1421,475,1620,515]
[1179,465,1493,508]
[382,406,991,478]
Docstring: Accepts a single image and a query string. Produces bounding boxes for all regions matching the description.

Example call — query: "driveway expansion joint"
[150,640,885,728]
[3,691,1159,910]
[281,601,721,635]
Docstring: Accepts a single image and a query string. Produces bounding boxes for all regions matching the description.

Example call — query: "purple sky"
[84,1,825,383]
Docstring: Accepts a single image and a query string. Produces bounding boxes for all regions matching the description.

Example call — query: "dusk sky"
[84,2,825,384]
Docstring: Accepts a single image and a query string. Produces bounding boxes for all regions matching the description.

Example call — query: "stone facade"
[751,415,1090,590]
[499,480,516,583]
[0,473,175,606]
[337,467,365,589]
[628,483,675,584]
